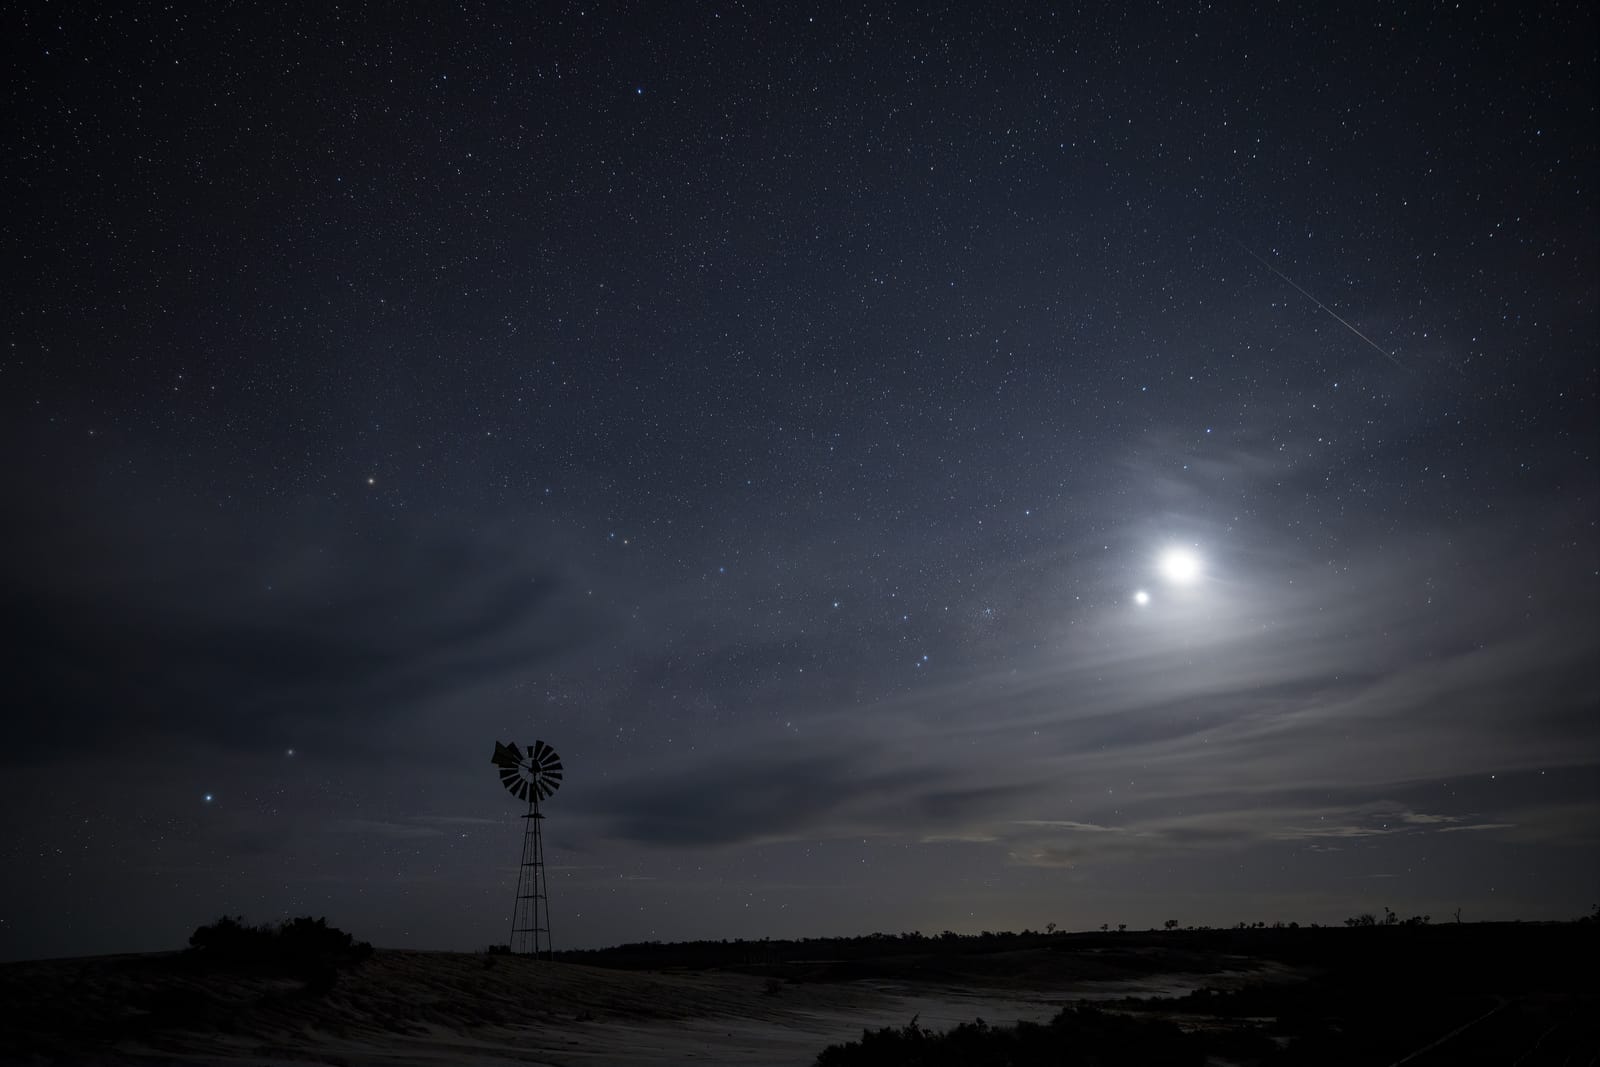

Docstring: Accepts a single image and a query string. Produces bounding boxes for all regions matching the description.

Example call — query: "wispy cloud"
[326,819,444,840]
[995,800,1541,868]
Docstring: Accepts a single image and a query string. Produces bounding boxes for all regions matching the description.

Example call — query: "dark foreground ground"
[564,922,1600,1065]
[2,922,1595,1065]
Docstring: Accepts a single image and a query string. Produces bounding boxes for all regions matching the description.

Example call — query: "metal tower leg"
[509,792,551,957]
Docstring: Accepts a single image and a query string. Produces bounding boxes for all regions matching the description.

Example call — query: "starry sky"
[4,3,1597,961]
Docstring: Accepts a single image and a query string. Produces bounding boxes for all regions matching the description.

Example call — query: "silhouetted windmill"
[490,740,562,957]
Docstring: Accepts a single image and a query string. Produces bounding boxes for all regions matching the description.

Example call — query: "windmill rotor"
[491,739,563,803]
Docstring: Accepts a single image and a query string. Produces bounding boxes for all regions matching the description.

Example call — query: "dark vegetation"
[817,1006,1209,1066]
[554,926,1233,984]
[187,915,373,993]
[554,924,1274,992]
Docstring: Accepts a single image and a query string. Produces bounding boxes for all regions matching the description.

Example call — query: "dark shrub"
[815,1005,1202,1066]
[186,915,373,989]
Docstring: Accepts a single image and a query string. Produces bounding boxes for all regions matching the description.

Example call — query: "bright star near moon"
[1158,546,1202,584]
[1134,590,1150,606]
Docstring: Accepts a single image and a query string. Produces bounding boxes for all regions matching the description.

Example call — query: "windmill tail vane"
[491,739,562,957]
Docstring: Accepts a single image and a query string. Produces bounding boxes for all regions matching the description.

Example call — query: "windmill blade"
[492,737,564,809]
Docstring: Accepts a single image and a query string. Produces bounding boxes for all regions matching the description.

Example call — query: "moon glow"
[1158,546,1202,584]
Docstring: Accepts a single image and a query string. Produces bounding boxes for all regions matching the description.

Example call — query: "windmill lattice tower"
[490,740,563,957]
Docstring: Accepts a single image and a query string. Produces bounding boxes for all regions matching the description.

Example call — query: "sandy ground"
[0,949,1225,1066]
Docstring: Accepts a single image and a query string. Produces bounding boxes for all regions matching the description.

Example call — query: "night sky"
[4,3,1597,962]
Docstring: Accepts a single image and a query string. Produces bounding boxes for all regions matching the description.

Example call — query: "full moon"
[1158,546,1202,584]
[1134,590,1150,605]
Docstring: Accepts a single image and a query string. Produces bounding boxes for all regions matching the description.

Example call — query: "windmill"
[490,739,562,957]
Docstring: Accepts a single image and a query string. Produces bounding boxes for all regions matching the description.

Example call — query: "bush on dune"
[186,915,373,989]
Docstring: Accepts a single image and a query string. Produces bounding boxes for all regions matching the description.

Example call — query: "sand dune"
[0,948,1125,1065]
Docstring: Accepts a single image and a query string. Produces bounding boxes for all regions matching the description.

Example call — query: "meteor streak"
[1236,240,1405,370]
